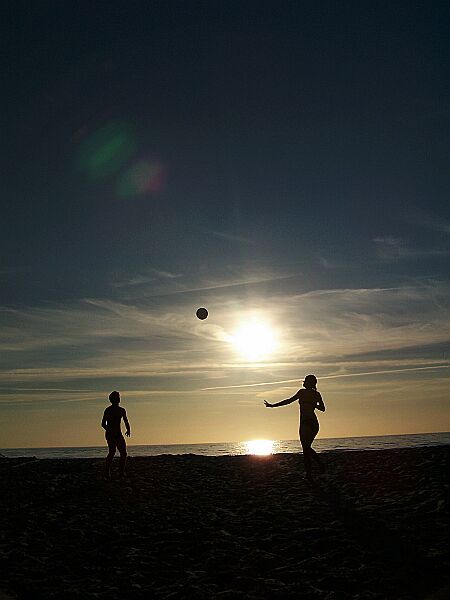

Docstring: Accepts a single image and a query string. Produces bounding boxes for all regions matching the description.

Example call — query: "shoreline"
[1,446,449,599]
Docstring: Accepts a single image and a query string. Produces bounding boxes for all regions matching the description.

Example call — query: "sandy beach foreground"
[0,446,448,600]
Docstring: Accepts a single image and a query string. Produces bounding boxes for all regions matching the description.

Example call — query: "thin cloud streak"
[200,364,450,390]
[136,274,299,298]
[373,236,450,261]
[111,268,183,288]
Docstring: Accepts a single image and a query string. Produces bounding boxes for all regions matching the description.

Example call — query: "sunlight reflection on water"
[244,439,275,455]
[2,432,449,458]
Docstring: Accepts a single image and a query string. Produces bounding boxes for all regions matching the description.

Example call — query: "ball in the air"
[196,307,208,320]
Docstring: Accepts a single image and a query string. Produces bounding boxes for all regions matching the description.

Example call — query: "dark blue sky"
[2,1,449,301]
[1,2,449,446]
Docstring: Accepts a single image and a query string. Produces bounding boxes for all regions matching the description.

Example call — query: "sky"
[1,1,449,448]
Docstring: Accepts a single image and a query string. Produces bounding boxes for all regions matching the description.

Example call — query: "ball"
[196,307,208,320]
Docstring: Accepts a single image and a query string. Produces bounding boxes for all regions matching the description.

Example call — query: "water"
[1,431,449,459]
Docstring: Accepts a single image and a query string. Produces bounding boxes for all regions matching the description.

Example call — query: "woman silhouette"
[264,374,325,479]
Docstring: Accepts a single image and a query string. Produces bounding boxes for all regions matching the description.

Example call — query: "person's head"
[303,375,317,390]
[109,390,120,405]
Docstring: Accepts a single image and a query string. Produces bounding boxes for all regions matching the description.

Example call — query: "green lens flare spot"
[77,122,136,180]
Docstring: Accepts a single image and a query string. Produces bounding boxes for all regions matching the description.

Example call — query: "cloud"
[0,279,448,401]
[282,282,450,358]
[373,236,450,261]
[111,275,157,288]
[200,364,450,391]
[111,268,183,288]
[109,263,300,300]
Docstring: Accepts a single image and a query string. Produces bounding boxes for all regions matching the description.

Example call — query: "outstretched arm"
[316,393,325,412]
[123,409,131,437]
[264,391,300,408]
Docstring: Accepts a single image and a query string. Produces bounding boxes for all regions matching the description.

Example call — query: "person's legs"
[300,419,322,478]
[309,421,326,472]
[105,436,116,478]
[300,422,314,479]
[310,447,325,472]
[116,434,127,477]
[301,440,313,479]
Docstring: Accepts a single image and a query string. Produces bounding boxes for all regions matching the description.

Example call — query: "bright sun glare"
[231,320,277,361]
[246,439,274,455]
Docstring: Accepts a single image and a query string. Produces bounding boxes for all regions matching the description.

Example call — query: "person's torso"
[104,406,124,432]
[298,389,319,419]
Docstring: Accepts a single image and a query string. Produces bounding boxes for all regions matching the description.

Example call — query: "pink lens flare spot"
[117,160,168,197]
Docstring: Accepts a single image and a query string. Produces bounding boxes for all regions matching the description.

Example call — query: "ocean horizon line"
[1,429,450,451]
[1,431,449,458]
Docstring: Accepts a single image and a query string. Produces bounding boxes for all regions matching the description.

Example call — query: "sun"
[231,319,278,361]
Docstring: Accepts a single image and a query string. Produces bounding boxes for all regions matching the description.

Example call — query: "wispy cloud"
[111,268,183,288]
[0,277,448,400]
[111,275,157,288]
[373,236,450,261]
[200,364,450,391]
[110,263,299,299]
[129,274,299,299]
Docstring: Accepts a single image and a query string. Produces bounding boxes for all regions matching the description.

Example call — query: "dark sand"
[0,446,448,600]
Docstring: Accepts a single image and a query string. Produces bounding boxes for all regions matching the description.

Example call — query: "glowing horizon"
[0,280,449,448]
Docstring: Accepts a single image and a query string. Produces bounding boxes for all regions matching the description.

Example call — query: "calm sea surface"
[1,431,449,459]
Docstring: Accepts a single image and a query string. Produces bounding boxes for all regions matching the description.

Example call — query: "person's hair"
[303,375,317,390]
[109,390,120,404]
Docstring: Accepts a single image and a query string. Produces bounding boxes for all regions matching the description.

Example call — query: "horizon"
[2,429,450,451]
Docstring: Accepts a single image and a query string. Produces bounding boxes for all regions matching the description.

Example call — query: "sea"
[1,431,449,459]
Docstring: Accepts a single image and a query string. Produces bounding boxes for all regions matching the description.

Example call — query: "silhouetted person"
[101,391,130,479]
[264,374,325,480]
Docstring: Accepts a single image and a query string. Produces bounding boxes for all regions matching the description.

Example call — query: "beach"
[0,446,448,600]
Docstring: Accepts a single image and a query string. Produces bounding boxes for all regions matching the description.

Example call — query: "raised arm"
[316,393,325,412]
[123,409,131,437]
[264,390,301,408]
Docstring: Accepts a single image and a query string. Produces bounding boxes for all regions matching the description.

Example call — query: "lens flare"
[77,121,136,180]
[117,160,168,196]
